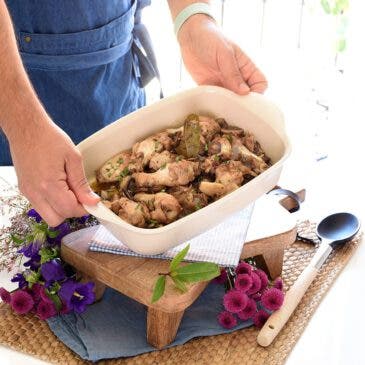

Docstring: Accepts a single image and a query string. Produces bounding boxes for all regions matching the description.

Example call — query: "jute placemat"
[0,221,362,365]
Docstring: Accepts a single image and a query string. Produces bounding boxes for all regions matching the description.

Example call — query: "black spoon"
[258,212,361,347]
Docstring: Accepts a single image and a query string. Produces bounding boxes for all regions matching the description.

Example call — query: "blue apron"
[0,0,159,165]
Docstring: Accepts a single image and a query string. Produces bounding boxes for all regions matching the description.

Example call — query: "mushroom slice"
[208,136,232,159]
[132,160,200,188]
[198,115,221,141]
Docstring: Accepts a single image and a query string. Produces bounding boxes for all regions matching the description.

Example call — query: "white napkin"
[89,204,254,267]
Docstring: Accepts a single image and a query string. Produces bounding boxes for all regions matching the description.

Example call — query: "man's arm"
[0,1,99,226]
[167,0,267,94]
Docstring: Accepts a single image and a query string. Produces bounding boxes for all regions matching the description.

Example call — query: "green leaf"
[45,289,62,311]
[169,244,190,272]
[174,262,220,283]
[24,270,41,287]
[171,276,188,293]
[47,229,60,238]
[320,0,331,14]
[10,234,25,246]
[40,247,59,264]
[151,275,166,303]
[175,115,201,158]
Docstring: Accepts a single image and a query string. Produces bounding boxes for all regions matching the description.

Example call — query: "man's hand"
[178,14,268,95]
[8,121,99,227]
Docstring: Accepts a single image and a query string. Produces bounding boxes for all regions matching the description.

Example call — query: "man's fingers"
[65,151,100,206]
[28,196,64,227]
[218,46,250,95]
[45,180,88,218]
[233,44,268,94]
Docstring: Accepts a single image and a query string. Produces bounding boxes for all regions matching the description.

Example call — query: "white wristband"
[174,3,215,37]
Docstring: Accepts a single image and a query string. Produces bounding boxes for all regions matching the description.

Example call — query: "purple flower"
[41,260,66,283]
[261,288,284,311]
[0,287,11,304]
[274,277,284,291]
[18,241,41,258]
[246,272,261,295]
[11,273,27,289]
[10,290,34,314]
[235,262,252,276]
[48,222,71,245]
[251,292,262,302]
[255,269,269,291]
[28,283,42,304]
[237,298,257,321]
[235,274,253,292]
[36,300,57,320]
[253,309,270,328]
[217,311,237,329]
[218,311,237,329]
[223,289,248,313]
[27,208,42,223]
[212,268,228,284]
[59,280,95,314]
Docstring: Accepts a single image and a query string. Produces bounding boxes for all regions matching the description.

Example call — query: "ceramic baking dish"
[78,86,291,255]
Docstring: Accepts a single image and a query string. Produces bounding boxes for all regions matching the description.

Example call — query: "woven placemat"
[0,221,362,365]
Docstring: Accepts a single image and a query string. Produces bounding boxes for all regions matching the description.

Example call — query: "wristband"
[174,2,215,37]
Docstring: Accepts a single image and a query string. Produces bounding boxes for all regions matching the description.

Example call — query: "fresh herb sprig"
[151,244,220,303]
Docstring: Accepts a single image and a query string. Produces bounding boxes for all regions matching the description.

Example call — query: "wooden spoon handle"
[257,265,319,347]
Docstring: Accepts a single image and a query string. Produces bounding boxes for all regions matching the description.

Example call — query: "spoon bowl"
[316,212,361,245]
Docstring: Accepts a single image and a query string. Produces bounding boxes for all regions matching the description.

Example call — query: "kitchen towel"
[89,204,254,267]
[47,283,253,362]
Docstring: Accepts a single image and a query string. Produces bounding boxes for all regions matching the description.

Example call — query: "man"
[0,0,267,226]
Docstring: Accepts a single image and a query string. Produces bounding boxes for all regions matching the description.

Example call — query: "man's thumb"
[66,152,100,205]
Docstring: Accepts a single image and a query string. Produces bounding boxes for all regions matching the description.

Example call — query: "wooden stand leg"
[260,248,285,280]
[147,308,184,349]
[77,271,106,301]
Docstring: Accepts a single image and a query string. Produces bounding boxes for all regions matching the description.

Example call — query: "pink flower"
[237,298,257,321]
[255,270,269,291]
[10,290,34,314]
[251,293,262,302]
[235,262,252,276]
[223,289,248,313]
[212,268,228,284]
[217,311,237,329]
[246,272,261,295]
[28,283,42,304]
[36,300,57,320]
[253,309,270,328]
[261,288,284,311]
[0,287,11,304]
[235,274,253,292]
[40,287,53,304]
[274,277,284,291]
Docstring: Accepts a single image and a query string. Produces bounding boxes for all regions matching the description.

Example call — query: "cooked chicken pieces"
[132,132,173,166]
[198,116,221,140]
[94,113,271,228]
[148,151,176,171]
[199,161,251,197]
[168,185,208,213]
[133,160,200,188]
[134,192,182,224]
[97,151,142,183]
[111,197,150,228]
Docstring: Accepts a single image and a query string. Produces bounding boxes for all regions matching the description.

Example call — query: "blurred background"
[143,0,364,220]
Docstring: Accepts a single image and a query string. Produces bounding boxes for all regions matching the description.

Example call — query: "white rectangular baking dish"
[78,86,291,255]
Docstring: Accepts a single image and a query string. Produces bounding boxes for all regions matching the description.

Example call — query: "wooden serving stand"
[61,190,304,349]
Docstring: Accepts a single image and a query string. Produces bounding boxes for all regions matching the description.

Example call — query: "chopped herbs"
[119,167,130,178]
[204,143,209,152]
[117,157,124,164]
[160,162,167,170]
[214,155,220,162]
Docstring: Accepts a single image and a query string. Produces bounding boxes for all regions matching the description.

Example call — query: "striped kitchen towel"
[89,204,254,267]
